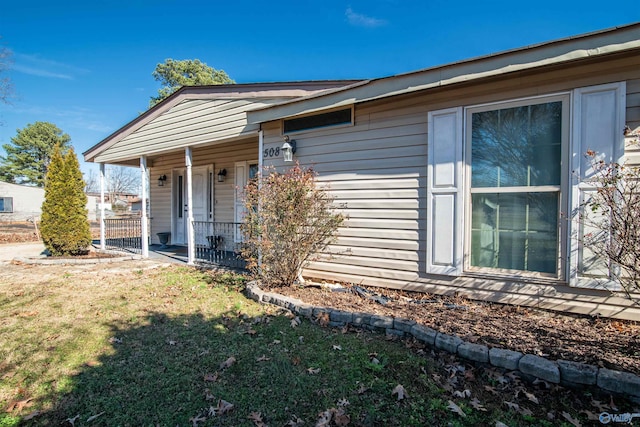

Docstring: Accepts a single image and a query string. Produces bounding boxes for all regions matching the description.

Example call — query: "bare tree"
[582,128,640,301]
[83,165,141,197]
[83,169,99,193]
[106,165,140,195]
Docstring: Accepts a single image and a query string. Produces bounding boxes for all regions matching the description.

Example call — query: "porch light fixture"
[157,174,167,187]
[282,135,297,162]
[217,169,227,182]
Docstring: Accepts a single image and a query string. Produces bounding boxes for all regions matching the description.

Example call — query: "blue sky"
[0,1,638,175]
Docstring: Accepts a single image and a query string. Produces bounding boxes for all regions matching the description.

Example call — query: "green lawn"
[0,263,632,426]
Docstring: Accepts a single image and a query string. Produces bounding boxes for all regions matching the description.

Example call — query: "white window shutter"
[427,107,464,275]
[569,82,626,289]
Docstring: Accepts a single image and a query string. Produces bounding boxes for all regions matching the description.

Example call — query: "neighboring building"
[86,195,97,221]
[84,23,640,320]
[0,181,45,221]
[86,192,139,210]
[0,181,97,222]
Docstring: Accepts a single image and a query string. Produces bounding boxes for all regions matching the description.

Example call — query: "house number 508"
[263,147,280,158]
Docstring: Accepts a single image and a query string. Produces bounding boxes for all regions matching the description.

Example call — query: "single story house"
[0,180,45,221]
[0,181,97,222]
[84,23,640,320]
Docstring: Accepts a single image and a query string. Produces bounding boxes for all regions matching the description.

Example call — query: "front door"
[173,166,210,244]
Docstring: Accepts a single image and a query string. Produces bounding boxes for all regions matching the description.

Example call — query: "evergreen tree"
[40,146,92,256]
[150,59,234,107]
[0,121,71,187]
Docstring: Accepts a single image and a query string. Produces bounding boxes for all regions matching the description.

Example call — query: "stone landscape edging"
[244,281,640,401]
[13,250,141,265]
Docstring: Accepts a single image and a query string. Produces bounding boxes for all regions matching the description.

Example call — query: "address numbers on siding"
[263,147,281,158]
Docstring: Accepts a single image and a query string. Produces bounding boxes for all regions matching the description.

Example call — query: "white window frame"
[463,93,571,280]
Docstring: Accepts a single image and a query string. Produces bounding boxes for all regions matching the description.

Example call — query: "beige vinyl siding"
[147,138,258,244]
[262,55,640,320]
[265,99,429,281]
[624,78,640,165]
[94,98,285,163]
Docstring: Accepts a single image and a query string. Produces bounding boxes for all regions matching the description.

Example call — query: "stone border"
[13,250,141,265]
[245,282,640,401]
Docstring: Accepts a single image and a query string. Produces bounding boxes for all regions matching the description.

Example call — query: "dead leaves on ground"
[315,403,351,427]
[391,384,408,400]
[562,411,583,427]
[219,356,236,370]
[447,400,466,418]
[248,411,268,426]
[469,397,487,412]
[5,398,32,413]
[211,399,234,416]
[189,399,235,426]
[290,316,301,328]
[204,372,219,382]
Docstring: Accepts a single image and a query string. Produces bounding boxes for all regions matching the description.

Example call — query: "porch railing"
[104,217,144,254]
[192,221,245,269]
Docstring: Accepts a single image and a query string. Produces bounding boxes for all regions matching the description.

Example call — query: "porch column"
[99,163,106,250]
[140,156,149,258]
[185,147,195,265]
[257,130,264,270]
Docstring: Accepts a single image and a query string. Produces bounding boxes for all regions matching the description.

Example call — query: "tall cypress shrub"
[40,146,92,256]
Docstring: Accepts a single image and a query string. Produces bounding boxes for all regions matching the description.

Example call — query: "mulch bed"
[272,283,640,376]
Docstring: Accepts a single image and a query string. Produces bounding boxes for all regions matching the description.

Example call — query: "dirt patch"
[0,221,101,244]
[272,283,640,376]
[0,222,40,244]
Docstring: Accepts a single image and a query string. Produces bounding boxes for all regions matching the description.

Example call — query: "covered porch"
[100,215,246,269]
[83,82,354,266]
[91,134,260,267]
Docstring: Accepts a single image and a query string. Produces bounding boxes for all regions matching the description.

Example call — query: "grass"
[0,263,636,426]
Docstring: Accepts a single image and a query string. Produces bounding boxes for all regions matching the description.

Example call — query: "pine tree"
[0,122,71,187]
[40,146,92,256]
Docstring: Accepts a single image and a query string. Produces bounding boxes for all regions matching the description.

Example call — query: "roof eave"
[246,22,640,124]
[83,81,361,163]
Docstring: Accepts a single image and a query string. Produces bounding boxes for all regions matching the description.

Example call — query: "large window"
[468,98,567,275]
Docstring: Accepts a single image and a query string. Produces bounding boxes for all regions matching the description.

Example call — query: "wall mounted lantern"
[157,174,167,187]
[217,169,227,182]
[282,135,297,162]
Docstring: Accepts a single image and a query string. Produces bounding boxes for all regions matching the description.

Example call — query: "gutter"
[246,22,640,124]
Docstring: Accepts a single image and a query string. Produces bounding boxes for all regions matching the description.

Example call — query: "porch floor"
[148,244,246,271]
[148,244,189,264]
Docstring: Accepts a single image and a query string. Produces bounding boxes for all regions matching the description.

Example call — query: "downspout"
[99,163,106,250]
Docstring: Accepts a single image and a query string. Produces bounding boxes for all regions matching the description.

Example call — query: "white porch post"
[186,147,195,265]
[257,130,264,270]
[99,163,106,250]
[140,156,149,258]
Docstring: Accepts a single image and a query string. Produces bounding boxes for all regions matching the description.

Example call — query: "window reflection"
[471,102,562,188]
[470,101,563,274]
